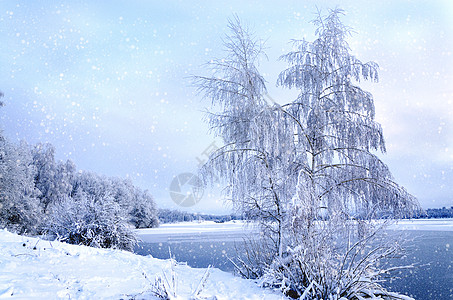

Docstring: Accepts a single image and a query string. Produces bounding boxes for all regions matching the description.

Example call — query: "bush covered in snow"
[40,168,157,251]
[256,222,412,300]
[45,192,137,251]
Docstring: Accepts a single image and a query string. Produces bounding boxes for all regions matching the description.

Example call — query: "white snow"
[136,221,256,243]
[389,218,453,231]
[138,220,247,235]
[0,229,284,299]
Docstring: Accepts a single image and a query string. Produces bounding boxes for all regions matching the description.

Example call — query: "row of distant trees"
[411,207,453,219]
[157,207,452,224]
[0,94,158,250]
[158,208,243,223]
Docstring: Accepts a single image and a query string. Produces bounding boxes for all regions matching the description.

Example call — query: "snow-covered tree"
[31,143,75,214]
[0,137,40,234]
[195,17,298,265]
[0,94,39,233]
[129,188,159,229]
[1,92,157,244]
[46,188,137,251]
[46,172,140,251]
[71,170,112,203]
[278,9,416,222]
[71,174,159,229]
[44,167,158,250]
[196,10,418,299]
[31,143,57,211]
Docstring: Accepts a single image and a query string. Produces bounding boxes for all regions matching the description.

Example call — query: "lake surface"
[380,230,453,299]
[134,222,453,299]
[135,222,256,272]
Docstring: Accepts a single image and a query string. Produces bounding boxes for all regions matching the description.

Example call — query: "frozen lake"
[135,221,257,271]
[135,219,453,299]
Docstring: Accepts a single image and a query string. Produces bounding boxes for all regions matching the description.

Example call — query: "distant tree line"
[158,207,453,223]
[158,208,243,224]
[1,93,158,251]
[409,206,453,219]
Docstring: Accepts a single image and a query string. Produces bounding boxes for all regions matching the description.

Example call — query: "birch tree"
[278,9,416,222]
[195,17,299,264]
[269,9,417,299]
[196,10,418,299]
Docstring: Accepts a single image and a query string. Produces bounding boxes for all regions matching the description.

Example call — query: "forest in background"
[1,95,159,251]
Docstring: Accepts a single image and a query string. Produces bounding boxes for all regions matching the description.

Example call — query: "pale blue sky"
[1,1,452,213]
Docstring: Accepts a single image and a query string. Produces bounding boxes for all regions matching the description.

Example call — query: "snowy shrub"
[256,219,413,299]
[231,233,275,280]
[150,253,178,299]
[76,172,159,229]
[45,190,137,251]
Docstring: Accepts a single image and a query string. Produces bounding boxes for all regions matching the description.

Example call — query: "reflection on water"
[135,229,453,299]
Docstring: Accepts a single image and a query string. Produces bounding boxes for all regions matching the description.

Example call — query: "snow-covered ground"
[1,219,452,299]
[0,229,284,299]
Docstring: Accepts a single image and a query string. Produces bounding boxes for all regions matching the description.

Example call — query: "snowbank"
[0,229,284,299]
[389,218,453,231]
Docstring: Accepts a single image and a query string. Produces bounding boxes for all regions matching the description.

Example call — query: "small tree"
[0,139,40,234]
[108,177,159,229]
[129,188,159,229]
[196,10,418,299]
[31,143,76,214]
